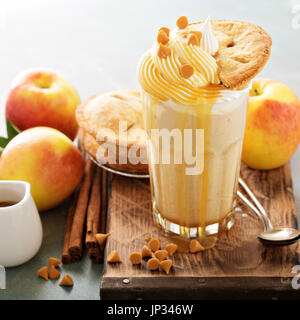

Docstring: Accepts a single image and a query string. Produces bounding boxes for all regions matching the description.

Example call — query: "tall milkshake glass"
[138,17,250,239]
[141,87,249,238]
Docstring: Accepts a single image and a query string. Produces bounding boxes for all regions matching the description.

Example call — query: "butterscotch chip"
[176,16,188,29]
[59,274,73,287]
[148,238,160,252]
[165,243,178,257]
[157,30,169,45]
[189,239,205,253]
[180,64,194,79]
[154,250,168,261]
[129,252,142,265]
[37,266,48,280]
[141,245,152,258]
[157,44,171,59]
[96,233,110,246]
[160,259,173,274]
[190,30,202,41]
[147,258,160,271]
[49,266,61,280]
[107,250,122,263]
[159,27,170,37]
[48,257,61,268]
[187,34,199,46]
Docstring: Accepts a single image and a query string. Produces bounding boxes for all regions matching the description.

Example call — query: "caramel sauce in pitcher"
[0,201,17,207]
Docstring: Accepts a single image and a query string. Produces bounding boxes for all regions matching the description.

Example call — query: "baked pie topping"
[137,16,272,103]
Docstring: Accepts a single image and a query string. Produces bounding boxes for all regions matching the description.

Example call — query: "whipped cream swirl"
[138,17,225,104]
[196,16,219,55]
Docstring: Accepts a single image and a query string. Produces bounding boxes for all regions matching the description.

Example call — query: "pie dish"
[76,90,148,174]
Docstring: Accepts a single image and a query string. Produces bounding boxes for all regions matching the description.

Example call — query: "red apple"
[0,127,84,211]
[242,79,300,169]
[6,69,80,140]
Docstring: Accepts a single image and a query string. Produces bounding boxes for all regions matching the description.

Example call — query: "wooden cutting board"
[100,163,300,300]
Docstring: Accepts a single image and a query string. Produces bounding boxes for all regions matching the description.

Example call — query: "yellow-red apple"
[6,69,80,140]
[0,127,84,211]
[242,79,300,170]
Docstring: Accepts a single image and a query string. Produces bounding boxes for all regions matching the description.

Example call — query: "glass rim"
[140,80,251,106]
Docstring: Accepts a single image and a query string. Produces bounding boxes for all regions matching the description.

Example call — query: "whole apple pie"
[76,90,148,173]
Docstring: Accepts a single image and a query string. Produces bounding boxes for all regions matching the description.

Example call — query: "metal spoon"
[237,178,300,244]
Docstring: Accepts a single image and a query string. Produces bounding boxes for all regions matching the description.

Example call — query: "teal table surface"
[0,0,299,300]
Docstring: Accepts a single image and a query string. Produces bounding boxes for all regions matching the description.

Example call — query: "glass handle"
[238,177,273,231]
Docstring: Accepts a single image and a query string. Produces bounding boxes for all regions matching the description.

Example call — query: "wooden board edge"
[100,276,300,300]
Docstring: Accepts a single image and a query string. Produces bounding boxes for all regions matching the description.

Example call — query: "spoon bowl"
[238,178,300,245]
[258,227,300,243]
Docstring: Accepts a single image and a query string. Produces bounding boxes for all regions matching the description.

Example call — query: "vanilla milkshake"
[137,16,259,238]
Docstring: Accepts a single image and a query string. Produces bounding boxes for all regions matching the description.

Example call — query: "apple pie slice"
[210,20,272,89]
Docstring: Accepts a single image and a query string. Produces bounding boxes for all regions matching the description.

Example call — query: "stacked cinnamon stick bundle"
[61,159,108,264]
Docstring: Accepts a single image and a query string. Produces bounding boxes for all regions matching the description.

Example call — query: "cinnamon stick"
[85,168,101,248]
[88,246,103,264]
[68,159,95,261]
[61,193,77,264]
[88,168,109,263]
[100,168,108,233]
[98,168,109,262]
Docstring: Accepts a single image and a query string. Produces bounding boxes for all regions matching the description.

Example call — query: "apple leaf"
[6,118,20,139]
[0,136,10,153]
[0,120,21,154]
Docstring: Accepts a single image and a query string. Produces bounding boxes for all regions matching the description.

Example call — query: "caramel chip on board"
[148,238,160,252]
[129,252,142,265]
[37,266,48,280]
[49,266,61,280]
[160,259,173,275]
[165,243,178,257]
[59,274,73,287]
[176,16,188,29]
[147,258,160,271]
[189,239,205,253]
[107,250,122,263]
[141,245,152,259]
[48,257,61,268]
[96,233,110,246]
[154,250,168,261]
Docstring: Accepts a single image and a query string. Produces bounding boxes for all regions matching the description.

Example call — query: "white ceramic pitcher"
[0,181,43,267]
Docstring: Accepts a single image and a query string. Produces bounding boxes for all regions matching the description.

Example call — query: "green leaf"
[6,118,20,139]
[0,137,9,155]
[0,136,9,146]
[0,120,21,155]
